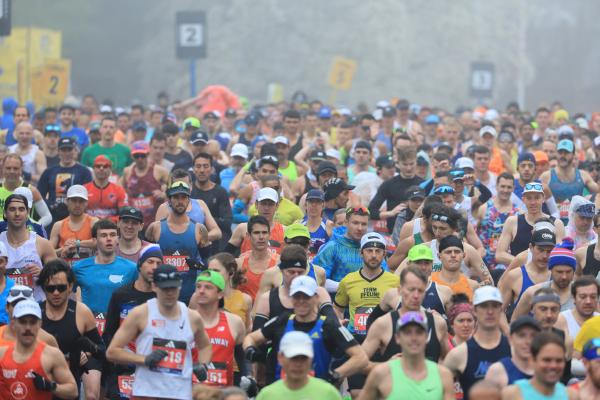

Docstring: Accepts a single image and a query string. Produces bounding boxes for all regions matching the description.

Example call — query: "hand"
[240,376,258,397]
[153,190,166,200]
[32,371,56,392]
[390,203,406,215]
[326,369,343,386]
[192,363,208,381]
[144,349,168,368]
[245,346,265,363]
[24,264,42,277]
[76,336,101,358]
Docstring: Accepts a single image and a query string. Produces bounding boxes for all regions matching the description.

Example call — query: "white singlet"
[0,231,44,300]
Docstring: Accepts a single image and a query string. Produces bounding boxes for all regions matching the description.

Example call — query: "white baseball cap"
[473,285,503,306]
[273,136,290,146]
[230,143,249,159]
[7,285,34,304]
[360,232,387,250]
[479,126,497,138]
[256,187,279,203]
[279,331,314,358]
[326,148,341,161]
[290,275,318,297]
[455,157,475,170]
[12,299,42,319]
[67,184,88,200]
[13,187,33,209]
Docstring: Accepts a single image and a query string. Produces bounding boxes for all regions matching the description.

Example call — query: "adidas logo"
[311,332,320,339]
[172,250,181,256]
[294,261,302,267]
[165,341,176,348]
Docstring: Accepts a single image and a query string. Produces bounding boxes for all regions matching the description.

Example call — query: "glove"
[326,369,342,386]
[77,336,100,357]
[186,258,206,271]
[192,363,208,381]
[245,346,265,363]
[144,349,168,368]
[240,376,258,397]
[32,372,56,392]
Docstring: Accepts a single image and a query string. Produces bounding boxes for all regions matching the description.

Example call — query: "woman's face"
[452,311,475,341]
[208,259,230,287]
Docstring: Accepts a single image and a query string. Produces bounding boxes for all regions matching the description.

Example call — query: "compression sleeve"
[252,314,269,331]
[34,199,52,227]
[325,279,339,293]
[223,242,240,257]
[474,181,492,204]
[545,196,560,219]
[366,304,386,330]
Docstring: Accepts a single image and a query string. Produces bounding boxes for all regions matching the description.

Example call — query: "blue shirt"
[72,256,137,313]
[219,167,237,194]
[61,127,89,148]
[0,279,15,325]
[37,163,93,207]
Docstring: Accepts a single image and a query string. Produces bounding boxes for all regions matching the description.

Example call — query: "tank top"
[268,287,293,318]
[583,244,600,278]
[412,218,424,245]
[126,166,162,227]
[511,214,534,256]
[0,231,43,300]
[279,160,298,183]
[9,144,39,175]
[224,289,249,325]
[541,281,575,312]
[237,252,278,300]
[516,265,536,305]
[116,239,151,263]
[132,299,193,399]
[301,216,330,257]
[275,314,331,380]
[387,358,442,400]
[0,341,51,400]
[240,221,285,254]
[423,282,446,316]
[499,357,532,384]
[159,220,201,304]
[479,199,519,269]
[430,271,473,301]
[549,168,585,224]
[58,214,95,261]
[167,200,205,225]
[561,309,599,339]
[203,311,235,387]
[460,335,511,399]
[515,379,568,400]
[381,311,441,363]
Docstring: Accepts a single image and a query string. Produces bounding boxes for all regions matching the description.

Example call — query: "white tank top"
[561,309,600,338]
[413,218,422,235]
[0,231,44,300]
[430,239,471,276]
[9,144,39,175]
[133,298,194,399]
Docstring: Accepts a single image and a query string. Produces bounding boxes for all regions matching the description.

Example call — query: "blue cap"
[306,189,325,201]
[518,152,536,165]
[132,121,147,131]
[425,114,440,125]
[244,113,260,126]
[557,139,574,153]
[319,107,332,119]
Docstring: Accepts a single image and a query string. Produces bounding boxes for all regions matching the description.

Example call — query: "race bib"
[151,338,187,375]
[559,200,570,220]
[131,196,153,211]
[164,255,189,272]
[118,374,134,398]
[95,312,106,335]
[353,306,373,335]
[372,219,388,234]
[204,362,229,386]
[6,268,34,288]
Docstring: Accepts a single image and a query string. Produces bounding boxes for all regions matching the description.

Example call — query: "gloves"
[192,363,208,381]
[186,258,206,271]
[77,336,100,357]
[144,349,168,368]
[245,346,265,362]
[32,372,56,392]
[240,376,258,397]
[326,369,342,386]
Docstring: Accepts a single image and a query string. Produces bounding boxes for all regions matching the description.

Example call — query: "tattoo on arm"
[199,224,209,245]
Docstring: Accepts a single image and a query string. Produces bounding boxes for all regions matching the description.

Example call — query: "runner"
[9,122,46,184]
[247,174,304,226]
[430,236,480,301]
[273,136,303,183]
[300,189,333,257]
[555,275,600,339]
[81,116,132,175]
[572,338,600,398]
[322,178,357,220]
[59,103,88,147]
[116,206,150,263]
[565,196,597,249]
[84,155,129,222]
[575,211,600,278]
[106,264,212,400]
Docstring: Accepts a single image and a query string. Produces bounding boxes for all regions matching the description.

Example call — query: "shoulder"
[224,311,244,331]
[502,384,522,397]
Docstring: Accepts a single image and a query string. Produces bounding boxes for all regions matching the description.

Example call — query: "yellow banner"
[31,59,70,107]
[327,56,357,90]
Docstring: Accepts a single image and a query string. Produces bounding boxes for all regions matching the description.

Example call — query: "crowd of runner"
[0,94,598,399]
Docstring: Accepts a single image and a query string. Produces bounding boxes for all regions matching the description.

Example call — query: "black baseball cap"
[531,229,556,247]
[225,108,237,118]
[58,136,76,149]
[244,113,260,126]
[376,155,394,168]
[316,161,337,177]
[396,100,410,110]
[153,264,182,289]
[190,130,209,145]
[510,315,541,335]
[382,106,396,117]
[119,206,144,222]
[323,178,355,201]
[354,140,372,152]
[407,186,426,200]
[306,189,325,201]
[309,150,327,161]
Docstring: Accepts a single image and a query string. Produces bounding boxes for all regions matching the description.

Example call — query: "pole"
[189,59,196,98]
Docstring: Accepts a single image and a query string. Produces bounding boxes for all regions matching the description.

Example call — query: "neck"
[134,278,153,292]
[195,179,212,190]
[157,301,180,318]
[45,298,68,314]
[94,177,109,188]
[440,267,461,282]
[3,178,21,191]
[69,213,85,224]
[45,147,58,156]
[119,236,141,249]
[401,354,426,370]
[580,378,600,397]
[18,142,31,150]
[495,196,512,207]
[360,266,382,279]
[557,164,572,174]
[101,138,114,147]
[7,226,29,242]
[476,170,489,180]
[284,375,309,390]
[251,247,270,259]
[527,210,543,222]
[62,123,72,130]
[197,303,220,322]
[96,251,116,264]
[168,212,189,224]
[307,214,321,224]
[295,309,318,323]
[15,340,36,356]
[512,354,533,372]
[60,160,75,167]
[474,325,501,343]
[531,377,556,396]
[399,172,414,179]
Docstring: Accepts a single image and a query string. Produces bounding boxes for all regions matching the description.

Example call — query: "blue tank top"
[158,219,202,304]
[460,335,511,400]
[423,282,445,316]
[514,379,568,400]
[302,217,330,256]
[499,357,532,384]
[516,265,535,305]
[306,262,317,281]
[275,315,332,380]
[187,200,205,225]
[549,168,584,203]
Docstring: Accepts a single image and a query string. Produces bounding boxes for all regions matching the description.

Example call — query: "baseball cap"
[273,136,289,146]
[473,285,503,306]
[407,186,426,200]
[58,136,76,149]
[376,155,394,168]
[153,264,182,289]
[318,107,332,119]
[7,285,34,304]
[190,130,209,145]
[284,223,310,240]
[306,189,325,201]
[531,229,556,247]
[88,121,101,133]
[309,150,327,161]
[518,152,536,165]
[13,187,33,209]
[100,104,113,114]
[576,117,590,130]
[132,121,147,131]
[166,181,191,197]
[290,276,318,297]
[67,185,88,200]
[279,331,314,358]
[407,244,434,262]
[94,155,112,167]
[557,125,574,137]
[396,99,410,110]
[196,270,225,291]
[316,161,338,177]
[323,178,355,201]
[354,140,372,152]
[557,139,574,153]
[360,232,387,250]
[425,114,440,125]
[131,140,150,155]
[203,110,220,119]
[479,126,497,138]
[225,108,237,118]
[230,143,249,159]
[533,150,549,164]
[449,169,465,181]
[582,338,600,361]
[382,106,396,117]
[417,151,430,166]
[326,149,341,161]
[498,131,514,143]
[119,206,144,222]
[13,299,42,319]
[256,187,279,203]
[258,155,279,169]
[183,117,201,130]
[510,315,541,335]
[396,311,428,332]
[43,124,61,135]
[575,200,595,218]
[244,113,260,126]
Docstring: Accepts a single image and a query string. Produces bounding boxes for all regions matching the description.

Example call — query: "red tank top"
[0,341,52,400]
[203,312,235,387]
[125,166,161,227]
[237,252,278,300]
[240,222,285,255]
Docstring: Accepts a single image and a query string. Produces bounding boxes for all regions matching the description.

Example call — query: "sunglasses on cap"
[9,287,33,299]
[170,181,190,190]
[133,153,147,159]
[399,311,426,325]
[93,164,110,169]
[156,271,181,281]
[44,124,61,133]
[45,284,68,293]
[524,183,543,191]
[431,214,450,222]
[346,206,370,216]
[434,186,454,194]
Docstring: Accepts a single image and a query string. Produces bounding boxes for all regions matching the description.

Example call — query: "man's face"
[395,325,427,356]
[278,354,312,381]
[96,228,118,254]
[257,164,277,177]
[317,172,336,186]
[3,158,22,181]
[281,268,305,288]
[337,128,351,144]
[291,292,316,318]
[203,117,218,133]
[398,158,416,178]
[256,199,277,220]
[60,108,74,127]
[118,218,143,241]
[150,140,167,160]
[536,111,551,130]
[14,316,40,346]
[496,177,514,201]
[133,153,148,169]
[15,124,33,145]
[155,286,180,308]
[130,108,143,122]
[169,193,190,215]
[82,97,97,114]
[521,124,534,141]
[93,162,111,181]
[283,117,300,135]
[194,281,222,305]
[165,132,179,148]
[306,199,324,217]
[14,107,28,124]
[379,165,396,181]
[518,161,536,182]
[231,156,246,168]
[193,157,212,183]
[509,327,538,360]
[334,190,350,208]
[275,143,289,161]
[432,158,450,173]
[523,192,544,214]
[249,223,269,250]
[44,132,60,150]
[584,358,600,389]
[532,301,560,329]
[542,141,558,161]
[354,148,371,166]
[100,119,116,142]
[574,213,593,234]
[150,112,163,127]
[439,247,464,272]
[409,260,433,277]
[557,150,573,168]
[574,284,599,318]
[67,197,87,216]
[444,126,460,143]
[5,200,27,228]
[43,271,71,308]
[431,221,454,239]
[551,265,574,290]
[361,247,385,269]
[117,115,130,132]
[533,343,565,387]
[474,152,490,172]
[305,115,318,131]
[531,245,553,269]
[400,272,426,310]
[346,214,368,241]
[474,301,502,329]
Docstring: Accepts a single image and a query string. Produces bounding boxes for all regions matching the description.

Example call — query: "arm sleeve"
[319,302,339,322]
[324,318,358,353]
[34,199,52,227]
[366,304,386,330]
[545,196,560,219]
[259,315,283,341]
[222,242,240,257]
[102,293,120,346]
[420,178,434,194]
[368,182,387,220]
[473,181,492,204]
[37,171,49,200]
[325,279,339,293]
[84,327,106,359]
[252,314,270,332]
[234,345,247,376]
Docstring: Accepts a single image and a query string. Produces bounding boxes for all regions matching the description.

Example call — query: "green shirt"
[81,143,132,175]
[257,377,342,400]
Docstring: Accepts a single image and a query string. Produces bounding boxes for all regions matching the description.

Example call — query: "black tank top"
[379,311,441,362]
[423,282,446,316]
[584,244,600,277]
[288,134,304,160]
[510,214,533,255]
[460,335,511,400]
[269,287,292,318]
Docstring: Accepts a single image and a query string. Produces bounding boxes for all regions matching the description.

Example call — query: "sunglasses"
[133,153,147,159]
[399,311,426,326]
[524,183,543,191]
[431,214,450,222]
[346,206,370,216]
[434,186,454,194]
[94,164,110,169]
[156,271,180,281]
[45,284,68,293]
[170,181,190,190]
[9,287,33,298]
[44,125,61,133]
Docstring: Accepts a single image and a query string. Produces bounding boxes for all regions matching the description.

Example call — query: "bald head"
[14,122,34,145]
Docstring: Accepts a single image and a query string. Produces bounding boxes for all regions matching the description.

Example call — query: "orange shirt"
[240,222,285,255]
[431,271,473,301]
[237,252,278,300]
[0,341,52,400]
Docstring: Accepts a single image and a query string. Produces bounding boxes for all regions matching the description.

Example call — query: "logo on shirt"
[109,275,124,283]
[2,368,16,379]
[10,381,28,400]
[474,361,491,378]
[152,319,165,328]
[164,341,176,348]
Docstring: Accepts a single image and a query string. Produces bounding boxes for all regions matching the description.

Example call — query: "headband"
[447,303,475,327]
[279,258,307,270]
[532,293,560,305]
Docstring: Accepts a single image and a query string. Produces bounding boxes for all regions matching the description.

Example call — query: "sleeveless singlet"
[479,199,519,269]
[168,200,205,225]
[515,379,568,400]
[511,214,533,256]
[430,271,474,301]
[240,221,285,254]
[224,289,249,325]
[237,252,278,300]
[381,311,441,363]
[0,341,51,400]
[430,239,471,276]
[549,168,585,224]
[583,244,600,278]
[132,299,194,399]
[516,265,536,305]
[116,239,151,263]
[386,358,442,400]
[561,309,600,339]
[58,214,95,261]
[203,311,235,387]
[459,335,511,399]
[268,287,293,318]
[423,281,446,316]
[126,167,162,227]
[159,219,201,304]
[279,160,298,183]
[301,216,330,256]
[540,281,575,312]
[9,144,39,175]
[0,231,43,300]
[499,357,532,384]
[413,218,424,245]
